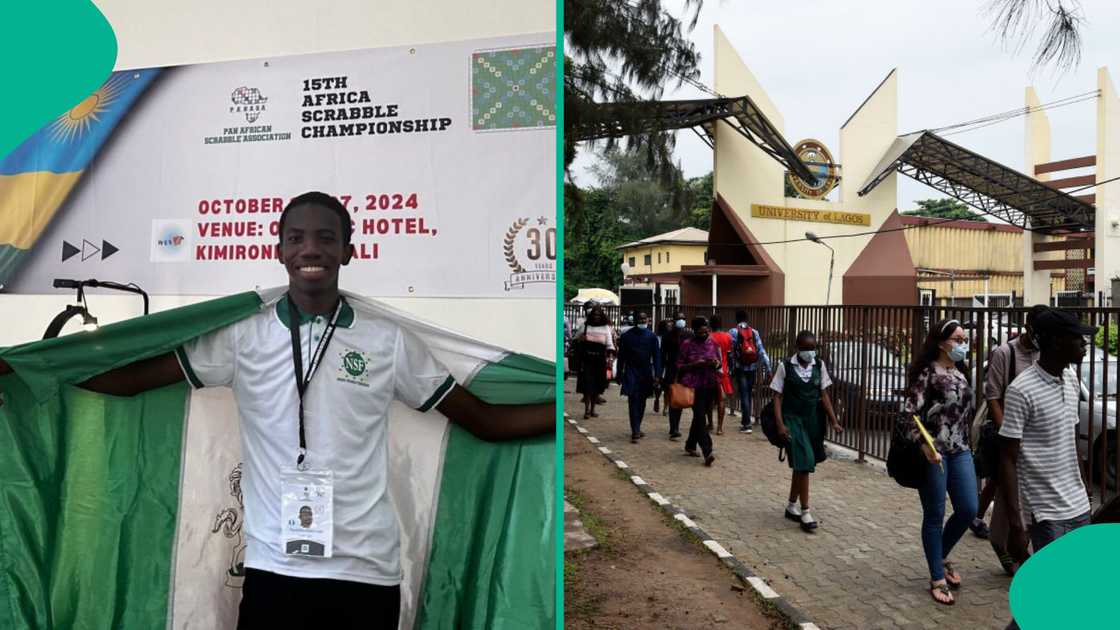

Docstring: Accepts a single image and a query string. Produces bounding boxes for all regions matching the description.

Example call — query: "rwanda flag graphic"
[0,69,159,288]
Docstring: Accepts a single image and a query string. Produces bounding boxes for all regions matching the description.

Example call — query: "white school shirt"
[175,295,454,585]
[770,355,832,393]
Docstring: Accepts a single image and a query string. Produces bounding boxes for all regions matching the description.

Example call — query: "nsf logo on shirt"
[337,350,371,387]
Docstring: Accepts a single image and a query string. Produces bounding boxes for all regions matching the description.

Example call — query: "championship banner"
[0,34,556,297]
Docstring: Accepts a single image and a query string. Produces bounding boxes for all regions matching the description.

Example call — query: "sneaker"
[704,453,716,466]
[800,510,819,532]
[739,427,750,434]
[970,518,990,539]
[669,432,682,440]
[745,427,753,434]
[630,434,640,444]
[784,502,802,522]
[685,448,700,457]
[729,410,737,416]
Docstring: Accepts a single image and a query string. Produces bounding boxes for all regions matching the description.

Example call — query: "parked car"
[1074,348,1118,491]
[823,341,907,431]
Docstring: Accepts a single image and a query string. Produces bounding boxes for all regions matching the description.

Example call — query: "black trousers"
[668,406,682,435]
[627,395,647,435]
[237,568,401,629]
[685,387,716,456]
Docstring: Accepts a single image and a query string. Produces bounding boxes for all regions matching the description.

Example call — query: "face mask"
[675,319,686,329]
[637,323,648,330]
[948,342,969,363]
[738,322,747,328]
[798,350,815,362]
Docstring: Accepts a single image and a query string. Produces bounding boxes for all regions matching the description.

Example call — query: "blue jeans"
[735,369,757,428]
[627,395,647,436]
[917,450,978,581]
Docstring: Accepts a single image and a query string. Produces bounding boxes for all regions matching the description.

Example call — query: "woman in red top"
[708,314,734,435]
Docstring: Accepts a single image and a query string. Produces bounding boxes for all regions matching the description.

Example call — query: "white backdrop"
[7,37,556,298]
[0,0,556,360]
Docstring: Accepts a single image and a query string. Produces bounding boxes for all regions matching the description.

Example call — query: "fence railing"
[564,303,1120,506]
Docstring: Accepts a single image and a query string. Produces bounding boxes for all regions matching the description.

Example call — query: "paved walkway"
[566,382,1014,630]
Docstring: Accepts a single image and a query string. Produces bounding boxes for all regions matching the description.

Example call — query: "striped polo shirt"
[999,363,1089,523]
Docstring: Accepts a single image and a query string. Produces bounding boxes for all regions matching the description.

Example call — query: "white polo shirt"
[175,295,455,585]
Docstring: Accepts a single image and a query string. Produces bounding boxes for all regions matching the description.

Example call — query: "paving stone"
[567,384,1015,629]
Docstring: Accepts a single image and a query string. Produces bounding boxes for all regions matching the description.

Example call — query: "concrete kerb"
[567,420,820,630]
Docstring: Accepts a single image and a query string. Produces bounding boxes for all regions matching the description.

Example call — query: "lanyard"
[288,295,343,468]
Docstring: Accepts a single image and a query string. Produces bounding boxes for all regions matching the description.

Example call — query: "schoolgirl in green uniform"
[771,330,843,532]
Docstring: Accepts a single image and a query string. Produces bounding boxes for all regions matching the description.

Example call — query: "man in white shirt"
[0,192,553,629]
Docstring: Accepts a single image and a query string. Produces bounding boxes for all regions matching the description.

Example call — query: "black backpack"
[759,399,788,461]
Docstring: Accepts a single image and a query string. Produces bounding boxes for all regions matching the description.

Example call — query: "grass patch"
[565,487,613,550]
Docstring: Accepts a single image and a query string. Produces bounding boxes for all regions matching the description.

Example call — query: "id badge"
[280,468,334,558]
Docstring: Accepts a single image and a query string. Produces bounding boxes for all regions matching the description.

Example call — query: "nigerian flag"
[0,287,554,629]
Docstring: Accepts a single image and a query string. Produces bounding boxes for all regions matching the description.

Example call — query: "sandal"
[930,581,954,605]
[716,429,724,435]
[942,561,961,589]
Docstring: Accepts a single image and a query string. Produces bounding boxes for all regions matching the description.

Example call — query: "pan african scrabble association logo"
[503,216,556,291]
[203,85,293,145]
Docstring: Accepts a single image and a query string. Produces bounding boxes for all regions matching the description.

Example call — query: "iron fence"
[565,302,1120,506]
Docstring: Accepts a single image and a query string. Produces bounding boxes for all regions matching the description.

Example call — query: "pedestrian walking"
[1000,309,1094,629]
[979,305,1046,575]
[617,312,662,443]
[575,306,615,419]
[731,310,771,433]
[677,316,720,466]
[652,318,672,414]
[902,318,979,605]
[771,330,842,533]
[661,312,692,439]
[708,314,734,435]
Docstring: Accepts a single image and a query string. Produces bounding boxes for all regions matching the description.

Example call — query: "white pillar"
[1096,68,1120,304]
[711,272,718,307]
[1022,225,1053,306]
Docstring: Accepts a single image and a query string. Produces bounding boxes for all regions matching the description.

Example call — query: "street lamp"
[805,232,835,306]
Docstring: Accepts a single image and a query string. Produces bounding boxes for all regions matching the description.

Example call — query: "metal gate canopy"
[857,130,1095,234]
[571,96,818,186]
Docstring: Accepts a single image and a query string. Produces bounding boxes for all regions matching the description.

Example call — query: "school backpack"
[734,326,759,367]
[758,399,788,461]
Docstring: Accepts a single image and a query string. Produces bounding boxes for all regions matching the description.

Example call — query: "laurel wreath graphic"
[504,218,529,274]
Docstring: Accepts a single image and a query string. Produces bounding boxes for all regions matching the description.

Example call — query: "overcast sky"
[570,0,1120,211]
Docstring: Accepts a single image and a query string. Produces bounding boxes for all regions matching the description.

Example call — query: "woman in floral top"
[902,318,979,606]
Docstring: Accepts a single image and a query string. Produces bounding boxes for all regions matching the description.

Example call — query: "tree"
[564,152,706,298]
[902,198,988,222]
[685,172,713,230]
[564,0,703,226]
[986,0,1084,70]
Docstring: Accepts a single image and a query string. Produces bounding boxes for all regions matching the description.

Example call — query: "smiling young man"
[0,191,554,629]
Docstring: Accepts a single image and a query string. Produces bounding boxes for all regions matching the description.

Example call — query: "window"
[666,251,670,264]
[628,256,636,268]
[657,252,661,264]
[644,254,652,266]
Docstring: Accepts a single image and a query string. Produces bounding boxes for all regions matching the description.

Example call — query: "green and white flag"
[0,287,554,629]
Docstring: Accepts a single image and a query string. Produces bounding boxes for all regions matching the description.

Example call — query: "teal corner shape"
[1009,523,1120,628]
[0,2,117,159]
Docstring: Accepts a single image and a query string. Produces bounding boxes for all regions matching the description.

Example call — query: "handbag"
[886,428,928,489]
[668,381,694,409]
[887,387,935,489]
